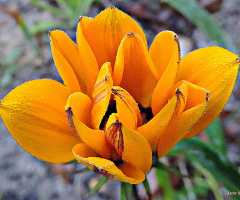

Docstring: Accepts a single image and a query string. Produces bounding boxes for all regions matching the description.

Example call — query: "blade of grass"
[0,49,19,87]
[194,162,224,200]
[142,178,152,200]
[155,168,174,200]
[205,117,226,155]
[174,137,240,192]
[154,160,188,178]
[121,182,132,200]
[30,20,71,35]
[29,0,63,17]
[163,0,236,51]
[56,0,73,20]
[88,176,108,195]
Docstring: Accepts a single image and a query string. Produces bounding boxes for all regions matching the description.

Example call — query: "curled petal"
[137,89,182,150]
[176,47,240,138]
[91,62,113,129]
[158,81,209,157]
[111,86,142,130]
[50,34,81,93]
[73,144,145,184]
[151,32,180,115]
[121,126,152,174]
[66,98,110,159]
[65,92,92,131]
[76,17,99,96]
[49,30,87,93]
[0,80,80,163]
[80,6,147,68]
[114,33,158,107]
[106,115,152,174]
[149,31,180,78]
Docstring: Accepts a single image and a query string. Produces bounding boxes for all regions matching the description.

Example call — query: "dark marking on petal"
[174,34,181,60]
[206,91,210,102]
[93,76,109,105]
[127,32,135,36]
[106,120,124,157]
[93,166,114,179]
[65,107,79,137]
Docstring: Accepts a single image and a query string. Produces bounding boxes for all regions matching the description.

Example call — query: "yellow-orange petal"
[49,30,87,93]
[66,105,110,160]
[76,17,99,96]
[73,144,145,184]
[80,6,147,68]
[121,126,152,174]
[91,62,113,129]
[149,31,180,78]
[137,89,182,151]
[72,143,98,158]
[114,33,158,107]
[50,37,81,93]
[0,79,80,163]
[151,32,180,115]
[105,114,152,174]
[65,92,92,132]
[176,47,240,138]
[111,86,142,130]
[157,81,209,157]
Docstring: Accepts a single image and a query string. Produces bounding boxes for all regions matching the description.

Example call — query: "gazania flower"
[0,6,239,184]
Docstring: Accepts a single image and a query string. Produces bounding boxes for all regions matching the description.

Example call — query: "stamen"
[65,107,78,137]
[106,120,124,157]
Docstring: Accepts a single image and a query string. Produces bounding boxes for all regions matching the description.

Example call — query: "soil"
[0,0,240,199]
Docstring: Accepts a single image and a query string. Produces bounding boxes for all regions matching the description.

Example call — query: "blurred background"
[0,0,240,199]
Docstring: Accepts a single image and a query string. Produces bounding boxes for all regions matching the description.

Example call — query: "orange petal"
[105,114,152,174]
[65,92,92,132]
[80,6,147,68]
[176,47,240,138]
[91,62,113,129]
[50,36,81,93]
[111,86,142,130]
[72,143,98,158]
[157,81,209,157]
[76,17,99,96]
[49,30,88,93]
[66,102,110,160]
[149,31,180,78]
[73,144,145,184]
[121,126,152,174]
[151,32,180,115]
[114,33,158,107]
[0,79,80,163]
[137,89,182,150]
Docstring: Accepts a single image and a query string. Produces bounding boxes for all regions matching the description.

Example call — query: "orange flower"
[0,6,239,184]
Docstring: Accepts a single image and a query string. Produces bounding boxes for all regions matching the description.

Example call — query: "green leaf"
[174,137,240,192]
[194,162,224,200]
[154,159,188,178]
[142,178,152,199]
[155,168,174,200]
[162,0,236,51]
[29,0,63,17]
[121,182,132,200]
[0,49,19,87]
[88,176,108,195]
[30,20,71,35]
[205,117,227,155]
